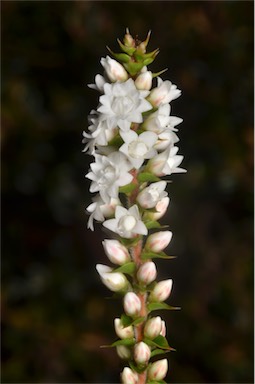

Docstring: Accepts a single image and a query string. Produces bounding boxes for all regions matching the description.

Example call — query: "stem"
[132,238,148,384]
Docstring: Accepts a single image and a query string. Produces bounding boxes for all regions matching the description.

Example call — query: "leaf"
[141,252,176,261]
[150,348,169,358]
[137,172,160,183]
[129,361,147,374]
[120,314,145,327]
[120,236,141,247]
[119,183,137,194]
[101,338,135,348]
[144,335,175,351]
[145,220,161,230]
[147,302,181,312]
[113,262,136,276]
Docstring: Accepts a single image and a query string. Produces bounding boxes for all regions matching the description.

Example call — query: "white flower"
[154,129,179,152]
[97,79,152,132]
[135,70,153,90]
[143,104,172,134]
[83,118,118,155]
[147,146,186,176]
[96,264,128,292]
[86,152,133,203]
[88,74,107,92]
[137,181,167,209]
[148,77,181,107]
[103,205,148,238]
[86,195,120,231]
[101,56,129,82]
[119,130,158,169]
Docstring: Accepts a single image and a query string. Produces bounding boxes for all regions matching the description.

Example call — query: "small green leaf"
[113,262,136,276]
[141,251,176,261]
[117,39,136,55]
[120,237,141,247]
[144,335,175,351]
[108,134,124,147]
[145,220,161,230]
[147,302,181,312]
[101,338,135,348]
[150,348,169,358]
[137,172,161,183]
[119,183,136,194]
[121,314,133,327]
[129,361,147,374]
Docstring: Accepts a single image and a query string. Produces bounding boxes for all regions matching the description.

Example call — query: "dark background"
[1,1,254,383]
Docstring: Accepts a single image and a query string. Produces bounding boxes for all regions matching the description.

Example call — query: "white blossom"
[119,130,158,169]
[137,181,167,209]
[103,205,148,238]
[88,74,107,92]
[86,195,120,231]
[86,152,133,203]
[97,79,152,132]
[148,77,181,107]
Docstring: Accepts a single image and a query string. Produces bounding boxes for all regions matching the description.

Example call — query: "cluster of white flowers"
[84,29,185,384]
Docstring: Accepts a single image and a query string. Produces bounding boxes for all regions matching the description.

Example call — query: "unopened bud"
[116,345,131,360]
[150,279,173,302]
[114,318,134,339]
[160,320,167,337]
[148,358,168,381]
[143,196,170,222]
[123,292,141,317]
[101,56,128,82]
[96,264,128,292]
[137,261,157,285]
[123,28,135,47]
[145,231,172,253]
[147,149,168,176]
[144,316,162,339]
[134,341,151,365]
[135,71,153,90]
[102,239,130,265]
[121,367,138,384]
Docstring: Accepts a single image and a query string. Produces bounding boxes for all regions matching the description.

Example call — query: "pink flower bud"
[150,279,173,302]
[121,367,138,384]
[147,150,168,176]
[116,345,131,360]
[101,56,128,82]
[114,318,134,339]
[137,261,157,285]
[148,358,168,381]
[153,196,170,220]
[134,341,151,364]
[144,316,162,339]
[135,71,153,90]
[96,264,128,292]
[145,231,172,253]
[160,320,167,337]
[102,239,130,265]
[123,292,141,317]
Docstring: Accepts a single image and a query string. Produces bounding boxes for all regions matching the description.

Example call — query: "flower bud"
[123,28,135,47]
[135,71,153,90]
[101,56,128,82]
[96,264,128,292]
[147,150,168,176]
[121,367,138,384]
[160,320,167,337]
[134,341,151,365]
[114,318,134,339]
[145,231,172,253]
[143,196,170,221]
[123,292,141,317]
[150,279,173,302]
[137,261,157,285]
[148,358,168,381]
[102,239,131,265]
[116,345,131,360]
[144,316,162,339]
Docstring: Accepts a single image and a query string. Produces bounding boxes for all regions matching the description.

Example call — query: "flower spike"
[84,29,186,383]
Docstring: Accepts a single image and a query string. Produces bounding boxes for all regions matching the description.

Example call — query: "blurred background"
[1,1,254,383]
